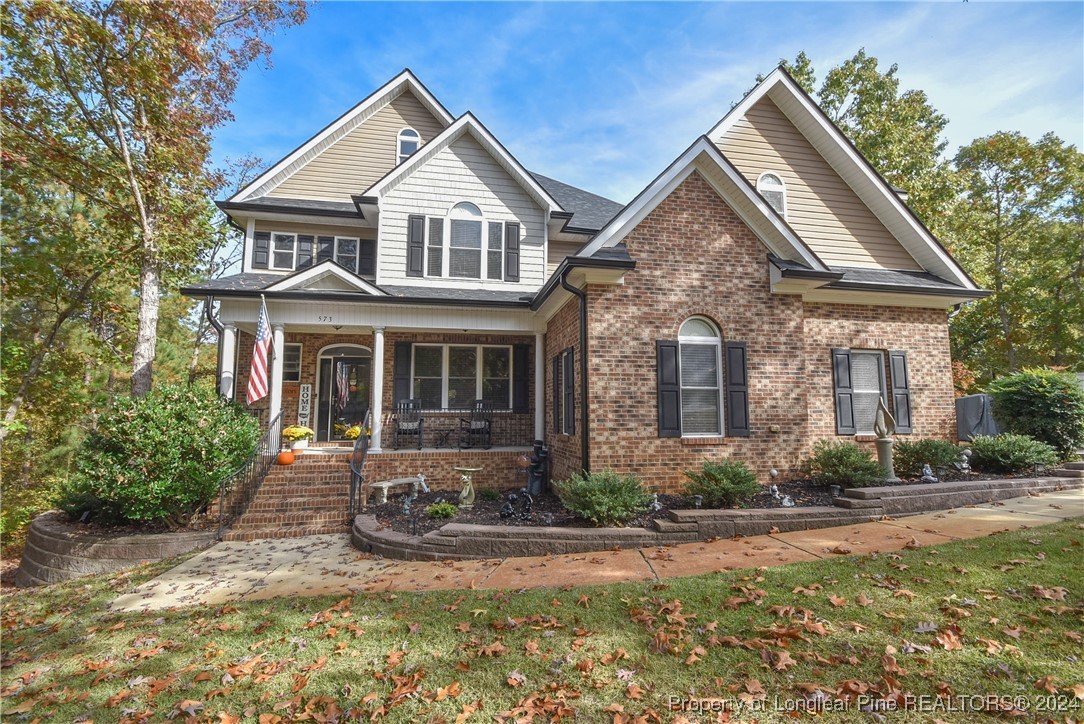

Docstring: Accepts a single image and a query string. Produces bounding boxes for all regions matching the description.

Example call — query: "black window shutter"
[427,218,443,277]
[252,231,270,269]
[296,235,314,269]
[832,348,856,435]
[407,215,425,277]
[724,341,750,437]
[512,344,530,413]
[563,348,575,435]
[656,341,681,438]
[316,236,334,264]
[888,350,913,434]
[504,222,520,282]
[552,356,561,434]
[393,341,412,404]
[358,238,376,276]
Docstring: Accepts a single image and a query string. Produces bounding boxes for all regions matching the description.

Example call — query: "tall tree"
[774,49,956,228]
[1,0,306,397]
[950,132,1082,376]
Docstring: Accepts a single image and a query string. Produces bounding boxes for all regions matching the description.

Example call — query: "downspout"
[560,267,590,475]
[203,296,224,394]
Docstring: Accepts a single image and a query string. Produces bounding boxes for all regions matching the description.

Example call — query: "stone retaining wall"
[352,476,1082,561]
[15,511,217,588]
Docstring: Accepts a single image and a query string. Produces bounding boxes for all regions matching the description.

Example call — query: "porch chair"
[393,399,424,450]
[458,399,493,450]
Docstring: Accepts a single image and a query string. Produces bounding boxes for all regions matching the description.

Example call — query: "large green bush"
[893,439,962,478]
[807,440,887,488]
[988,369,1084,459]
[683,460,759,508]
[967,434,1059,474]
[555,470,652,527]
[57,385,260,527]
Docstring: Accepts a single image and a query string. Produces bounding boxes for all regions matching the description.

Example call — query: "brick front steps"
[221,453,353,541]
[352,476,1084,561]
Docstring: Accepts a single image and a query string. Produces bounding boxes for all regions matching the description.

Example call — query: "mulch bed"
[371,470,1066,537]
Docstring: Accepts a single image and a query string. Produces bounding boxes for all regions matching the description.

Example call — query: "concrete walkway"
[109,489,1084,613]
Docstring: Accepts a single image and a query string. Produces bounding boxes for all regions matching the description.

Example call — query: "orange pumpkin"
[276,450,296,465]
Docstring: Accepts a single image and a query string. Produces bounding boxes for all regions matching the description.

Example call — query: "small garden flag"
[246,297,272,405]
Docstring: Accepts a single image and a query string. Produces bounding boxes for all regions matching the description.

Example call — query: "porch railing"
[348,410,371,519]
[216,411,283,539]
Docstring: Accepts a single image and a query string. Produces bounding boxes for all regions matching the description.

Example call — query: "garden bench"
[368,476,425,504]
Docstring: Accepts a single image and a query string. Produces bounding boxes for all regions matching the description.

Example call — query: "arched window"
[678,317,722,435]
[447,202,483,278]
[757,172,787,217]
[397,127,420,163]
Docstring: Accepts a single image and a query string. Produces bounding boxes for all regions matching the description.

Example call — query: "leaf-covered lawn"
[2,521,1083,722]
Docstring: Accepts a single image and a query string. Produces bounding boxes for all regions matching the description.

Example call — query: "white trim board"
[577,136,827,270]
[708,67,978,290]
[264,260,386,296]
[231,70,454,203]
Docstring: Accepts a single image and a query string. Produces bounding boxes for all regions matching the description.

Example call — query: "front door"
[317,357,371,442]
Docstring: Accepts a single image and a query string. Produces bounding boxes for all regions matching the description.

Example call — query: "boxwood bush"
[807,440,887,488]
[988,369,1084,459]
[683,460,759,508]
[967,434,1058,474]
[555,470,652,527]
[57,385,260,527]
[893,439,962,479]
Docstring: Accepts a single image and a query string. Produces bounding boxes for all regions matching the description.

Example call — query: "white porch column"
[534,332,544,441]
[270,324,285,422]
[370,326,385,452]
[219,324,237,400]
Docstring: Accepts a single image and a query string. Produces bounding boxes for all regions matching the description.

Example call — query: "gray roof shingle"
[530,173,624,232]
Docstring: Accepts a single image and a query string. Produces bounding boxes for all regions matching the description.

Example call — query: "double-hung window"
[831,348,912,435]
[678,318,723,436]
[271,233,296,270]
[411,345,512,409]
[282,343,302,382]
[412,203,520,281]
[335,237,358,273]
[448,203,483,278]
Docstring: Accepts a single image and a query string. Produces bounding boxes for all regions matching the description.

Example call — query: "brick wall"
[364,449,530,492]
[544,298,583,481]
[577,171,957,492]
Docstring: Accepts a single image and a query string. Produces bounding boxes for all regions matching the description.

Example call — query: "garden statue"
[920,464,939,484]
[769,484,780,499]
[454,466,481,509]
[540,512,554,526]
[954,449,972,474]
[402,492,415,515]
[499,501,514,519]
[692,495,703,509]
[415,474,430,494]
[874,399,900,482]
[781,495,795,507]
[651,493,662,512]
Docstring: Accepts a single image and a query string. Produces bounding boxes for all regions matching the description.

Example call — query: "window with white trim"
[271,233,296,270]
[397,127,420,163]
[282,343,302,382]
[678,317,722,436]
[423,204,515,281]
[334,237,358,273]
[448,202,483,278]
[411,344,512,410]
[757,172,787,217]
[849,350,887,435]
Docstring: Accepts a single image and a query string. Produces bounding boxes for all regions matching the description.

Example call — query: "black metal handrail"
[348,410,371,520]
[216,411,283,539]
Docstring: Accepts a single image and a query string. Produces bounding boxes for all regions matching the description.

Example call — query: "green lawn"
[2,521,1083,722]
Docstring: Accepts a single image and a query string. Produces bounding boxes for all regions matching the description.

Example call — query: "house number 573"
[317,315,333,322]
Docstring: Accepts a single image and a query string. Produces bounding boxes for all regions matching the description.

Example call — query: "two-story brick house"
[183,68,986,492]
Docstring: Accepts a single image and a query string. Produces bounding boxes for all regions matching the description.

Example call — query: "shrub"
[683,460,759,508]
[426,502,458,519]
[893,439,962,479]
[967,434,1059,474]
[988,369,1084,459]
[56,385,260,527]
[807,440,887,488]
[555,470,652,527]
[478,488,502,502]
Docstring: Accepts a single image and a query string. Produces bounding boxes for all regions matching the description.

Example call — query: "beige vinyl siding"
[267,91,446,202]
[547,240,583,277]
[379,134,545,290]
[718,97,920,270]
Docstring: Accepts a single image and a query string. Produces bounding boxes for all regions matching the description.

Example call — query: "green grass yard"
[2,520,1082,722]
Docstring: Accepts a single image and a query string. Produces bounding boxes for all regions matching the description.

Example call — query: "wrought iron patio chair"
[393,399,424,449]
[458,399,493,450]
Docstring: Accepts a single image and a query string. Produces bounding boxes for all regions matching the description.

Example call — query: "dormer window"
[757,172,787,217]
[397,127,420,163]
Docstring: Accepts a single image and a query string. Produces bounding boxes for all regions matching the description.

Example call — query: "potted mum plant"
[282,425,315,451]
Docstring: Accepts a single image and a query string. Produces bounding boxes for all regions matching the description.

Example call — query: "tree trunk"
[131,220,161,397]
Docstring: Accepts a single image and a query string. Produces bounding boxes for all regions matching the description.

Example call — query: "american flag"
[335,361,349,413]
[246,299,272,405]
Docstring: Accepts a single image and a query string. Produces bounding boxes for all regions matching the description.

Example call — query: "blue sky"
[216,1,1084,203]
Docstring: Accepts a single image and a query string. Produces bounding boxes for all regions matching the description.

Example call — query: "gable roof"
[263,260,386,295]
[231,69,454,203]
[708,67,979,290]
[577,136,829,271]
[363,113,564,214]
